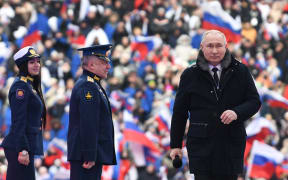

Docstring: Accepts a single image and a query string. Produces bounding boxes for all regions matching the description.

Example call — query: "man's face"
[90,56,111,79]
[201,33,226,66]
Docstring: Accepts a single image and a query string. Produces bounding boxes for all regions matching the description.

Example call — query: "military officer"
[68,44,117,180]
[1,46,47,180]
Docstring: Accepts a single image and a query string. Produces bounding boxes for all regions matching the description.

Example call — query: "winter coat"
[170,50,261,175]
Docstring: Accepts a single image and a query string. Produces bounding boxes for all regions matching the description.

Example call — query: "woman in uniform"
[1,46,47,180]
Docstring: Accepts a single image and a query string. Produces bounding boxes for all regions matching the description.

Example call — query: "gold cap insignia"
[28,48,40,58]
[30,49,36,55]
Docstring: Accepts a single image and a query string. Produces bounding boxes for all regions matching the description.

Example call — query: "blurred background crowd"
[0,0,287,179]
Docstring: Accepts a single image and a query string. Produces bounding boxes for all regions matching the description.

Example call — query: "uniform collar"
[83,69,101,81]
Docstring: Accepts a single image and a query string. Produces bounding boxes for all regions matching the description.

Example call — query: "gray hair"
[81,56,91,67]
[201,30,227,46]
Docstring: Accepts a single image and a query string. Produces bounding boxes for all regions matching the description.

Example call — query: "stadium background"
[0,0,288,179]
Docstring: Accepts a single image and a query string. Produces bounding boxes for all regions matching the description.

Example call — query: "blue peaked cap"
[77,44,113,62]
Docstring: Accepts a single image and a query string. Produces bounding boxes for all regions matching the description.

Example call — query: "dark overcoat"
[68,69,116,165]
[170,50,261,175]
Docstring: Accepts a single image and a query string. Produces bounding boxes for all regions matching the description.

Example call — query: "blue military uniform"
[1,46,44,180]
[68,44,116,180]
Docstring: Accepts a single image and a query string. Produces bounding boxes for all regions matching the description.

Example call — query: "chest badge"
[85,91,93,100]
[16,89,25,99]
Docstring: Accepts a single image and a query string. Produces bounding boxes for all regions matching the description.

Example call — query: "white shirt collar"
[209,64,222,71]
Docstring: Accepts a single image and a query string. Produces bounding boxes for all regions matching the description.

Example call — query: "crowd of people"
[0,0,287,179]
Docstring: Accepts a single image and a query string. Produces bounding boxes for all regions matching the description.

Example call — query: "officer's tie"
[212,67,219,88]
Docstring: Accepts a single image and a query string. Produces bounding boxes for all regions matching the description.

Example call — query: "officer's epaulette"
[27,76,34,82]
[20,76,27,83]
[93,75,100,81]
[87,76,94,82]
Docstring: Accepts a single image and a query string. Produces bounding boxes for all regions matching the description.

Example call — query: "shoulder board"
[87,76,94,83]
[20,76,27,83]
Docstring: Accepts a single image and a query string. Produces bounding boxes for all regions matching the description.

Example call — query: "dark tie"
[212,67,219,88]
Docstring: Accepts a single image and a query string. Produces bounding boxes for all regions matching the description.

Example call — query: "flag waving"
[21,9,41,48]
[130,35,162,61]
[201,1,241,43]
[247,141,284,179]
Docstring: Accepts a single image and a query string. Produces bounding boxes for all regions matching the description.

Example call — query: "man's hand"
[18,151,29,166]
[220,110,237,124]
[82,161,95,169]
[170,148,182,160]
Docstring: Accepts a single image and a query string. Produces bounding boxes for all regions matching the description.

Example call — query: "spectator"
[1,1,288,179]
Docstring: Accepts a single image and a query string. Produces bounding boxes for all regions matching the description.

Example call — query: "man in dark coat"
[170,30,261,180]
[68,44,116,180]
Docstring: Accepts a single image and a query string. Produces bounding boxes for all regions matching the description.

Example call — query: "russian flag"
[276,158,288,179]
[201,1,241,43]
[268,99,288,110]
[247,141,284,179]
[21,10,41,48]
[134,0,149,9]
[124,97,135,113]
[144,146,162,167]
[244,117,276,167]
[109,90,128,113]
[154,106,171,133]
[155,115,169,132]
[79,0,90,21]
[109,90,134,113]
[130,35,162,61]
[21,24,41,48]
[102,165,113,180]
[60,0,71,14]
[123,109,135,123]
[44,138,67,167]
[60,0,80,15]
[117,159,131,180]
[258,86,288,110]
[246,117,276,141]
[123,122,160,152]
[48,138,67,155]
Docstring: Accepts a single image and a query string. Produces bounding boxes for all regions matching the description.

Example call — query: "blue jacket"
[68,70,116,165]
[2,76,44,155]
